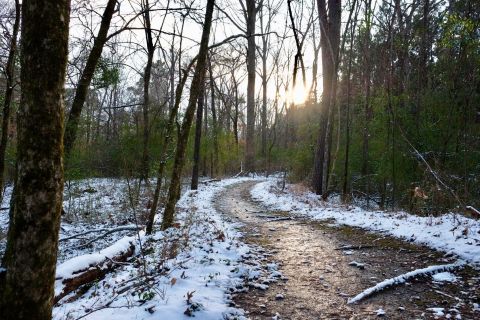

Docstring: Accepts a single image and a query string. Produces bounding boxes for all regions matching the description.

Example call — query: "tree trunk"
[208,57,219,177]
[0,0,20,205]
[260,6,268,162]
[145,60,195,234]
[64,0,117,157]
[342,17,356,201]
[232,72,240,147]
[361,0,372,208]
[140,0,155,184]
[0,0,70,318]
[191,83,206,190]
[161,0,215,230]
[312,0,342,195]
[245,0,257,172]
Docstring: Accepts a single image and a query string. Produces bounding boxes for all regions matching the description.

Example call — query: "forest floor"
[216,181,480,320]
[0,177,479,319]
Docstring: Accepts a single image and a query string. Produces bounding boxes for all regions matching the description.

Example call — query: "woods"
[0,0,479,318]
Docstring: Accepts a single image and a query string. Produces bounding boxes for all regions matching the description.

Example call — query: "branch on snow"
[348,261,466,304]
[59,225,141,242]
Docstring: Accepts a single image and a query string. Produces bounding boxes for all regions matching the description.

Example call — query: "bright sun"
[291,84,307,105]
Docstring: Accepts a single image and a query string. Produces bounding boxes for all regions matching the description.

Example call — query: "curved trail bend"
[215,181,479,320]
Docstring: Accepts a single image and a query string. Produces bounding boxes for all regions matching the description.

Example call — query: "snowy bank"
[53,177,261,320]
[251,179,480,265]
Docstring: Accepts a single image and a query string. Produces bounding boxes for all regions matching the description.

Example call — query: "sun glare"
[291,84,307,105]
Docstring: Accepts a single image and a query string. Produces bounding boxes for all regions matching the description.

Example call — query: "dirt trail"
[215,181,480,320]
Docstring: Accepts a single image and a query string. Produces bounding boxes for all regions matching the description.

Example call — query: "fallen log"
[54,235,139,304]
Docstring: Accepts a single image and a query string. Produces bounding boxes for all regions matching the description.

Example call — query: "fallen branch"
[200,178,221,184]
[55,235,140,304]
[67,226,143,250]
[348,260,465,304]
[335,245,375,251]
[233,170,244,178]
[60,225,141,242]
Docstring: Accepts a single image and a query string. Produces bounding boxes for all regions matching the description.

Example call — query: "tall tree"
[361,0,373,207]
[312,0,342,195]
[191,81,206,190]
[162,0,215,230]
[0,0,70,318]
[63,0,117,157]
[244,0,257,172]
[140,0,155,183]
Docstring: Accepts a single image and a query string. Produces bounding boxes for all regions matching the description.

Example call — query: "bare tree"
[64,0,118,157]
[161,0,216,230]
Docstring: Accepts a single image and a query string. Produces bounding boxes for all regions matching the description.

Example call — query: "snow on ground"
[432,272,458,283]
[1,176,283,319]
[1,178,148,262]
[51,176,278,320]
[250,179,480,265]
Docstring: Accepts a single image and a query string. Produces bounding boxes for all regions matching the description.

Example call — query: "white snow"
[251,179,480,264]
[432,272,458,283]
[50,176,267,319]
[427,307,445,316]
[376,308,386,316]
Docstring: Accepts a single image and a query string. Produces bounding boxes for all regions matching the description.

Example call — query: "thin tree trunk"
[191,82,206,190]
[161,0,215,230]
[312,0,342,195]
[260,5,268,161]
[361,0,372,207]
[208,57,219,177]
[232,72,240,147]
[145,60,195,234]
[140,0,155,184]
[342,19,356,200]
[0,0,20,204]
[64,0,117,157]
[245,0,257,172]
[0,0,70,318]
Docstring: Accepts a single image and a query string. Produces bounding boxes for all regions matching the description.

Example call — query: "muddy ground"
[215,181,480,320]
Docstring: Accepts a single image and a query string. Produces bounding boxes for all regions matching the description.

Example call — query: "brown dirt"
[216,181,480,320]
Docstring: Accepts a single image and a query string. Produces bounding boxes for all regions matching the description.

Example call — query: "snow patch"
[432,272,458,283]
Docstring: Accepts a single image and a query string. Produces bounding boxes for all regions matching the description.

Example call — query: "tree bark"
[361,0,372,208]
[161,0,215,230]
[208,56,219,177]
[342,3,358,200]
[0,0,70,318]
[140,0,155,183]
[191,83,206,190]
[245,0,257,172]
[64,0,117,157]
[0,0,20,205]
[312,0,342,195]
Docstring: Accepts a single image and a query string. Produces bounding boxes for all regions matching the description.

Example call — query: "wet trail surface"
[215,181,480,320]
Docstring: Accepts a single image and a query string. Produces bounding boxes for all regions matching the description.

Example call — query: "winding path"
[216,181,479,320]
